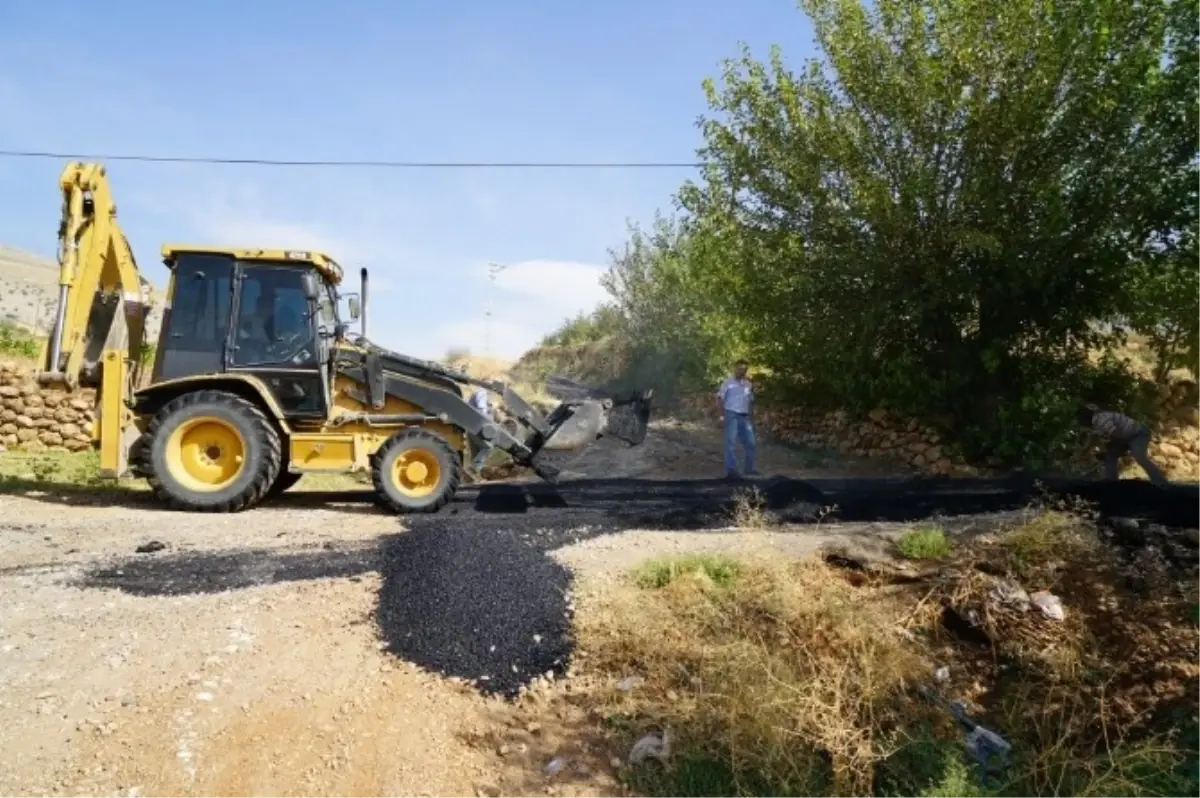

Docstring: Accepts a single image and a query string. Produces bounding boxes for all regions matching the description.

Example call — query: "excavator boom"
[36,162,153,476]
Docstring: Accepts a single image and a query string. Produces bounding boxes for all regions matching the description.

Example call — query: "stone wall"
[684,382,1200,482]
[0,360,95,453]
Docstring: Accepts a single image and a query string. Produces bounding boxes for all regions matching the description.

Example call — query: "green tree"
[540,305,623,348]
[600,214,745,399]
[676,0,1198,464]
[1125,229,1199,385]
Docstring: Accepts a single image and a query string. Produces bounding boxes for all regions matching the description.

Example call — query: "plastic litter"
[628,730,672,765]
[988,581,1031,613]
[919,685,1012,786]
[1031,591,1065,621]
[616,675,645,692]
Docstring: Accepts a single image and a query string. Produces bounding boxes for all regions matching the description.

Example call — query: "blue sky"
[0,0,815,360]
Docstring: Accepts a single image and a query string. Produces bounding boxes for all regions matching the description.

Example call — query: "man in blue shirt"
[716,359,758,479]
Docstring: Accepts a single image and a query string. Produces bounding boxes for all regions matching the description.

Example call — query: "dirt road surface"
[1,420,1195,796]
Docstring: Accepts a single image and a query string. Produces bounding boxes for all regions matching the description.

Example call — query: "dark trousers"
[1105,426,1168,486]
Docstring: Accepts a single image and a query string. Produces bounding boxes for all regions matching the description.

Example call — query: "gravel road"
[0,424,1195,796]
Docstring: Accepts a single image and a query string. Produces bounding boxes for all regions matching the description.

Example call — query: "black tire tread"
[139,390,282,513]
[264,470,304,500]
[370,427,461,514]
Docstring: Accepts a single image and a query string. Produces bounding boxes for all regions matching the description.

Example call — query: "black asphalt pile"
[78,543,378,596]
[76,474,1196,700]
[803,475,1199,529]
[376,526,573,698]
[437,474,1198,532]
[446,476,822,533]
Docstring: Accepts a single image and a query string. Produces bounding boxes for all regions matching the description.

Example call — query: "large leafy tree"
[600,214,745,397]
[677,0,1198,462]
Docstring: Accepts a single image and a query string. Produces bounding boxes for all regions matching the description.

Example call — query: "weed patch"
[896,525,952,560]
[580,555,926,795]
[0,323,40,361]
[632,554,741,590]
[729,486,770,529]
[573,509,1199,797]
[0,449,141,494]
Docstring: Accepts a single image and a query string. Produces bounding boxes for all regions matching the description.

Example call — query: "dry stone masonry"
[0,360,95,453]
[687,380,1200,482]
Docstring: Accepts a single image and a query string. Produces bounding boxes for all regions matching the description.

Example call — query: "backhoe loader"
[35,161,653,513]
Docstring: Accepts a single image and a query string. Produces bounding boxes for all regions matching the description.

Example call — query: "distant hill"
[0,244,163,342]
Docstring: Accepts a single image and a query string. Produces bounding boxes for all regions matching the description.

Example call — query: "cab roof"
[160,244,344,286]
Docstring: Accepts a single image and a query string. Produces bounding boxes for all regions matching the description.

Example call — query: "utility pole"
[485,261,507,357]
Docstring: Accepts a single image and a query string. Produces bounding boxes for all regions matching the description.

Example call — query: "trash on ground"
[616,675,644,691]
[1030,590,1065,621]
[628,730,671,765]
[988,581,1031,612]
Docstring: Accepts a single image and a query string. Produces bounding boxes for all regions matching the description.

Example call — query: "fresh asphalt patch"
[74,475,1199,697]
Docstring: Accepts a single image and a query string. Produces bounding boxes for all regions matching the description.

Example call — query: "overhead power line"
[0,149,702,169]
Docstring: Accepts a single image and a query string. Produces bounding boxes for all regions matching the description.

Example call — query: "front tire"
[371,428,461,513]
[143,390,282,512]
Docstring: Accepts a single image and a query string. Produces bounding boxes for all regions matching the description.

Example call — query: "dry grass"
[443,348,559,414]
[511,337,630,392]
[729,486,771,529]
[1098,331,1197,385]
[443,350,514,382]
[571,507,1200,797]
[577,554,927,795]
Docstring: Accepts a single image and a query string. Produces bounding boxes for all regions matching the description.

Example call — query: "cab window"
[155,253,234,380]
[231,265,318,368]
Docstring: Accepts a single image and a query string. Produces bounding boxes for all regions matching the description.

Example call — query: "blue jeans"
[723,412,757,475]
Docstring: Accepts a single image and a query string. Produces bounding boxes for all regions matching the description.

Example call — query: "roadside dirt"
[0,420,1193,797]
[533,416,903,482]
[0,421,904,797]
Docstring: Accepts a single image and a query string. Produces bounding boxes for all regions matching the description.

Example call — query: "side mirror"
[301,272,322,301]
[347,296,361,320]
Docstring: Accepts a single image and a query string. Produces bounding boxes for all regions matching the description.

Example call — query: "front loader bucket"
[538,375,654,451]
[541,400,609,451]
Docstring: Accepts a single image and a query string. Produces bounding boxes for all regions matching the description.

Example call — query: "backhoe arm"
[36,161,153,477]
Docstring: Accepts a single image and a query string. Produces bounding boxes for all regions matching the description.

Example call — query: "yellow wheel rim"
[391,448,442,498]
[164,416,247,493]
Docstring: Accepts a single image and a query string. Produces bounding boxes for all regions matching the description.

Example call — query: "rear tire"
[142,390,282,512]
[371,428,461,513]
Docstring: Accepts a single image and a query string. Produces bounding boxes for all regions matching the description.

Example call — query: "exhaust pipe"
[360,266,369,340]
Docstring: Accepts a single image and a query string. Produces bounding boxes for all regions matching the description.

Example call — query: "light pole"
[485,261,507,357]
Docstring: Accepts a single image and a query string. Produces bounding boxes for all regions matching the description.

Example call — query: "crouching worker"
[1076,404,1169,486]
[468,387,497,476]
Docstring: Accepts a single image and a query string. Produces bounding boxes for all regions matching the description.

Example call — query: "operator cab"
[153,246,344,420]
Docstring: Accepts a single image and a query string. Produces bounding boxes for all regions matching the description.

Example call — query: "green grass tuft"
[895,525,953,560]
[632,553,742,590]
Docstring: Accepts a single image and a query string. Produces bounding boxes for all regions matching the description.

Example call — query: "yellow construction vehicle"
[36,161,653,513]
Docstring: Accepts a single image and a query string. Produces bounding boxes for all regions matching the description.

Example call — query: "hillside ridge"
[0,243,163,341]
